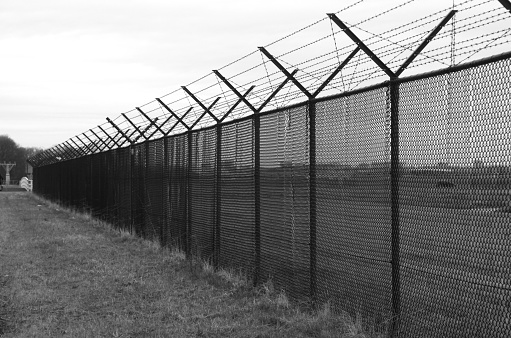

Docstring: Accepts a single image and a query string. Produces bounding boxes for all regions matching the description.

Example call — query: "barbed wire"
[30,0,511,166]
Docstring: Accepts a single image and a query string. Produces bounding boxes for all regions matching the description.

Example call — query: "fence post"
[162,138,169,248]
[390,79,401,336]
[215,124,222,268]
[130,145,135,235]
[254,112,261,286]
[145,141,150,239]
[186,132,193,257]
[308,99,317,307]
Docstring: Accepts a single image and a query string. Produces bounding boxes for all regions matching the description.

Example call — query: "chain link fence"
[32,53,511,337]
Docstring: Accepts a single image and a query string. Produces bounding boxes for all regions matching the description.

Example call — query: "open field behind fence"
[32,52,511,337]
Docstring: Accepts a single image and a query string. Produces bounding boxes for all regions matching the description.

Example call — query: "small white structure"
[20,177,33,192]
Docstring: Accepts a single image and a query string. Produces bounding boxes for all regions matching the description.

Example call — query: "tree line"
[0,135,42,182]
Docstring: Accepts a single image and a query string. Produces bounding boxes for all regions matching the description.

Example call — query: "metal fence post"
[163,138,169,248]
[186,132,193,257]
[390,79,401,336]
[129,145,134,235]
[215,124,222,268]
[144,141,150,239]
[308,100,317,307]
[254,112,261,286]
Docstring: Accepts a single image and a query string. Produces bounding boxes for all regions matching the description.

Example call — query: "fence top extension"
[29,0,511,168]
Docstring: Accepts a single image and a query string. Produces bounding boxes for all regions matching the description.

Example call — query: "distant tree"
[23,147,43,159]
[0,135,19,161]
[0,135,42,181]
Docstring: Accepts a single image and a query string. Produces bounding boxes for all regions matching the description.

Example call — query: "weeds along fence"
[30,2,511,337]
[32,52,511,337]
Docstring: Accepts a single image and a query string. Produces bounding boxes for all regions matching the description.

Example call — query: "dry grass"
[0,192,385,337]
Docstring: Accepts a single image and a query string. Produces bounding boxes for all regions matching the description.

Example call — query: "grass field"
[0,191,384,338]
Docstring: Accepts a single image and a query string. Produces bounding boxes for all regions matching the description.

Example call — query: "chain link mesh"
[259,105,310,300]
[190,128,217,261]
[397,57,511,337]
[32,54,511,337]
[316,86,392,320]
[167,135,188,249]
[219,120,255,270]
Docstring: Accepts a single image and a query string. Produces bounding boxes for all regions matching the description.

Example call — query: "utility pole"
[0,162,16,185]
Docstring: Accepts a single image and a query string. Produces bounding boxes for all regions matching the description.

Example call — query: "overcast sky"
[1,0,506,149]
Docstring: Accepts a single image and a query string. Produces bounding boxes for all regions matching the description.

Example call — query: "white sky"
[1,0,507,149]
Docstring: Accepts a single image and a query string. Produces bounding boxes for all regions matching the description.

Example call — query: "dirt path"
[0,192,363,338]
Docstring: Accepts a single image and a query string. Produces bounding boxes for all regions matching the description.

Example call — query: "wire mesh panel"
[30,52,511,338]
[63,159,73,206]
[51,163,59,201]
[89,154,103,217]
[398,58,511,337]
[145,140,165,242]
[315,87,393,319]
[219,119,255,270]
[69,159,80,207]
[190,128,217,261]
[68,160,75,206]
[62,160,71,206]
[104,151,117,224]
[115,148,132,232]
[54,162,63,203]
[260,104,310,300]
[131,143,147,237]
[84,156,92,209]
[56,161,66,204]
[46,164,56,202]
[100,153,110,219]
[74,156,89,210]
[167,135,188,249]
[32,164,41,195]
[56,161,65,204]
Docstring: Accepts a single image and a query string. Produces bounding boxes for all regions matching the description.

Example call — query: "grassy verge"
[0,192,384,337]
